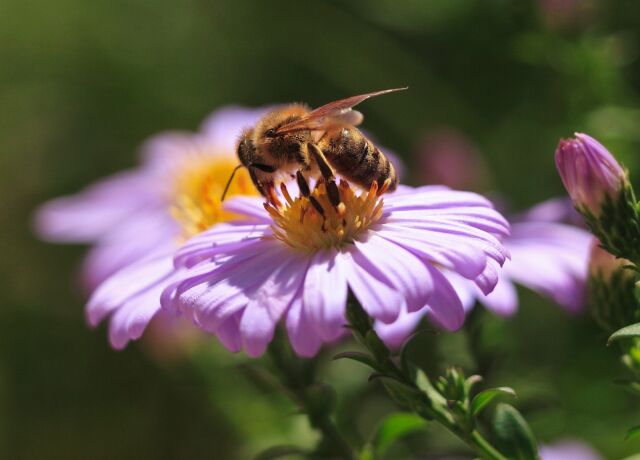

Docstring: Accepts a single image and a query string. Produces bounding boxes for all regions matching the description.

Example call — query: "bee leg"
[248,167,267,197]
[307,143,341,208]
[249,163,280,207]
[265,181,281,207]
[296,170,325,218]
[296,170,311,197]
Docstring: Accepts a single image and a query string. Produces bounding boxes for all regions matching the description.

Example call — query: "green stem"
[267,331,355,460]
[417,403,506,459]
[468,429,509,460]
[464,305,496,378]
[346,299,508,460]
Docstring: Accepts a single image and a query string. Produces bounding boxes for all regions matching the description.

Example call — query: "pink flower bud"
[555,133,626,216]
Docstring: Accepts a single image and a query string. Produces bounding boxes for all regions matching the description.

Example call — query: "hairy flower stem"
[267,331,355,460]
[346,299,508,460]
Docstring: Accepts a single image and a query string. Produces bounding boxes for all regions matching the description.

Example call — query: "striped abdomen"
[321,127,397,192]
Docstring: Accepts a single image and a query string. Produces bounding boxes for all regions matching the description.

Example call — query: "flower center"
[171,156,256,238]
[265,180,387,252]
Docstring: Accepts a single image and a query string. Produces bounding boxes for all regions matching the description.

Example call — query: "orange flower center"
[265,180,387,253]
[171,155,256,239]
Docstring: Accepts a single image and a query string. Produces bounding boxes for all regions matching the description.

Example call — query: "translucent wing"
[275,87,407,135]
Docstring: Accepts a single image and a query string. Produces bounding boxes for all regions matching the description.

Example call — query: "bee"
[224,88,406,208]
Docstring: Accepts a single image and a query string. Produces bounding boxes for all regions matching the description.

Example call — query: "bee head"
[237,129,257,167]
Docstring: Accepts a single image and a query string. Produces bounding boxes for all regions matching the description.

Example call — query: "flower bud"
[589,243,631,281]
[555,133,626,217]
[588,242,639,333]
[556,133,640,264]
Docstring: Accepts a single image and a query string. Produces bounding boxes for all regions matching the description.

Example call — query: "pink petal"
[239,253,309,357]
[34,170,159,243]
[286,292,322,357]
[140,132,208,172]
[82,212,177,289]
[86,253,174,327]
[176,242,285,331]
[222,196,272,223]
[107,283,167,350]
[423,265,464,331]
[375,306,428,350]
[478,271,518,316]
[174,224,269,268]
[354,235,433,312]
[474,257,501,295]
[302,250,348,341]
[340,250,405,324]
[376,225,488,279]
[383,188,493,209]
[441,271,478,312]
[215,313,243,353]
[200,106,272,152]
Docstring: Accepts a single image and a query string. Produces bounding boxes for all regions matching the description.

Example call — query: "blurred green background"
[3,0,640,458]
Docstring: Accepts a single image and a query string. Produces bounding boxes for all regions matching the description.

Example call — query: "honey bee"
[224,88,406,208]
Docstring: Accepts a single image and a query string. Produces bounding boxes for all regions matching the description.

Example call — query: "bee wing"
[275,87,407,135]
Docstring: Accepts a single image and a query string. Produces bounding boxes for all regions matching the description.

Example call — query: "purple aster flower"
[416,127,489,191]
[518,196,587,228]
[539,439,602,460]
[162,181,510,358]
[377,197,592,349]
[34,106,268,348]
[555,133,627,217]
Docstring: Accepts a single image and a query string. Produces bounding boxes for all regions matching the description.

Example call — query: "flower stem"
[267,330,355,460]
[346,299,507,460]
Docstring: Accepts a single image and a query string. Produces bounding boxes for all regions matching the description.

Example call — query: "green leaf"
[614,379,640,397]
[358,444,374,460]
[305,383,336,416]
[492,403,539,460]
[332,351,378,370]
[471,387,516,416]
[608,323,640,345]
[373,375,424,407]
[372,412,427,458]
[254,445,306,460]
[415,370,447,407]
[365,330,390,361]
[626,424,640,441]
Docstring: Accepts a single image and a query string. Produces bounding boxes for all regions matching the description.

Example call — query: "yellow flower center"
[171,155,256,239]
[265,180,387,253]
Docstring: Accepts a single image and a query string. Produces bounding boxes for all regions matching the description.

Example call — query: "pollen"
[265,180,387,252]
[171,156,256,239]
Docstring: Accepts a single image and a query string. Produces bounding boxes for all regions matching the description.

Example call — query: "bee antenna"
[220,164,245,202]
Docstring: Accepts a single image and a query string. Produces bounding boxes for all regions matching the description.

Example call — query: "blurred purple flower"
[519,196,586,228]
[539,0,595,29]
[555,133,626,217]
[377,197,592,348]
[34,106,267,348]
[539,439,603,460]
[162,183,510,357]
[416,128,489,191]
[141,313,206,364]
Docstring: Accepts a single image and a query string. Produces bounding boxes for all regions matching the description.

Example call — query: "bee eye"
[264,128,277,138]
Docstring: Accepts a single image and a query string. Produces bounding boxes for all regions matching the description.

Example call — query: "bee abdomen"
[350,138,397,192]
[324,128,397,193]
